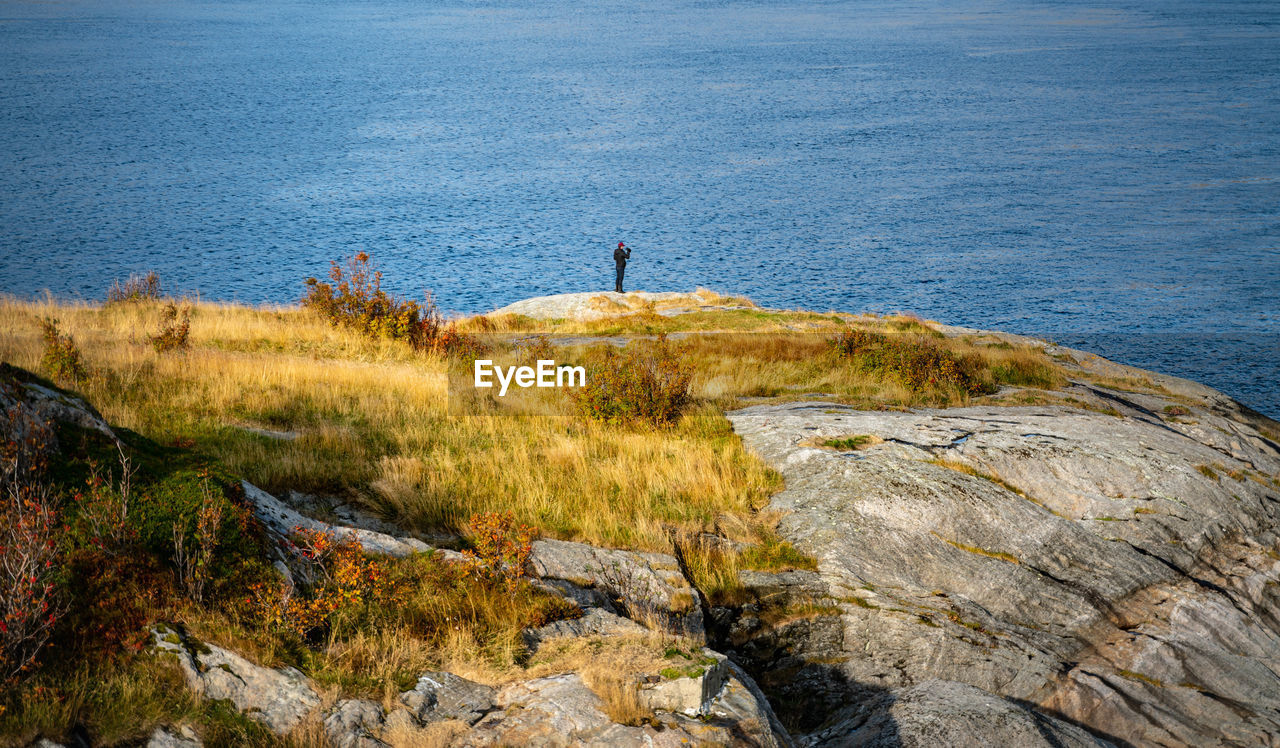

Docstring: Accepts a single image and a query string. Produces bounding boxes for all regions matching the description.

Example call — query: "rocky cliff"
[723,371,1280,745]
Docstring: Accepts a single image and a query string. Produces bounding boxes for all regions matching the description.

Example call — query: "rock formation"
[725,384,1280,746]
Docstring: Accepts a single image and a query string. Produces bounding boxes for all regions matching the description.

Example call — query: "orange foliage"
[246,526,398,638]
[462,511,535,594]
[0,420,64,683]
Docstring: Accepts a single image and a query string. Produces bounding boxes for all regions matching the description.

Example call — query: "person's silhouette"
[613,242,631,293]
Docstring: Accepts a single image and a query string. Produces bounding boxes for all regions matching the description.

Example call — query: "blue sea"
[1,0,1277,415]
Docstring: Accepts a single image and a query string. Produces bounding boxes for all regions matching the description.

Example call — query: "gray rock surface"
[0,371,118,457]
[151,625,320,734]
[458,672,786,747]
[522,607,646,653]
[399,671,495,725]
[807,680,1108,747]
[486,291,755,322]
[638,648,729,716]
[15,380,119,444]
[530,538,704,637]
[242,480,435,559]
[145,725,203,748]
[324,699,389,748]
[727,396,1280,746]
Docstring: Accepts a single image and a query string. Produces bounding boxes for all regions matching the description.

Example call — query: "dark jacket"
[614,245,631,265]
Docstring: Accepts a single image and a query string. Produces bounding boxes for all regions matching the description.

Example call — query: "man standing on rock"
[613,241,631,293]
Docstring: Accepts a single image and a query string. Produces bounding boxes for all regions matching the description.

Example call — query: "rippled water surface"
[1,0,1277,413]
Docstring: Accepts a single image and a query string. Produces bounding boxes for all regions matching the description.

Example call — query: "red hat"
[618,242,625,247]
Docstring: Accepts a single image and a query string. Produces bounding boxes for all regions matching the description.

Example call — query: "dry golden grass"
[0,293,1079,551]
[382,719,469,748]
[582,665,652,726]
[0,297,782,550]
[521,632,705,724]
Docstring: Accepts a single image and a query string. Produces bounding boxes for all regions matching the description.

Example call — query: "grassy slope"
[0,291,1096,745]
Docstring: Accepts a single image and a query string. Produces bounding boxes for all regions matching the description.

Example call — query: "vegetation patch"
[572,337,693,427]
[931,532,1020,564]
[106,272,163,305]
[1117,669,1166,688]
[303,251,483,358]
[39,319,90,386]
[819,434,878,451]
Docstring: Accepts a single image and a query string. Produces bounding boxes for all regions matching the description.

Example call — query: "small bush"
[462,511,536,594]
[172,478,223,604]
[148,303,191,353]
[247,527,399,639]
[69,454,138,553]
[573,337,694,427]
[38,319,89,386]
[0,429,65,684]
[303,252,486,358]
[106,271,161,304]
[58,550,173,662]
[516,335,557,367]
[831,328,990,395]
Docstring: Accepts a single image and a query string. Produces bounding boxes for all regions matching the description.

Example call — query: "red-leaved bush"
[0,415,64,684]
[303,252,485,358]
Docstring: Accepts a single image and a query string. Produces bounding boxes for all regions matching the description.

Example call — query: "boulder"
[726,397,1280,745]
[145,725,203,748]
[14,380,118,444]
[150,625,319,734]
[1,368,118,457]
[637,648,729,716]
[399,671,495,726]
[324,699,388,748]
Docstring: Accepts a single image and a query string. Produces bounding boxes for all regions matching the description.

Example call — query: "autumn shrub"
[65,450,138,555]
[58,549,173,662]
[106,271,162,304]
[435,324,490,361]
[303,251,486,358]
[461,511,535,593]
[0,426,65,684]
[831,328,991,395]
[516,335,557,367]
[148,303,191,353]
[38,319,89,386]
[573,337,694,427]
[171,478,223,604]
[247,527,398,639]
